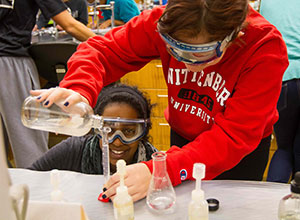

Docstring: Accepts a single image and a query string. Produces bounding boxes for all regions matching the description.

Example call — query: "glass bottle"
[50,169,64,202]
[146,151,176,214]
[278,171,300,220]
[188,163,208,220]
[99,126,111,183]
[21,96,103,136]
[113,160,134,220]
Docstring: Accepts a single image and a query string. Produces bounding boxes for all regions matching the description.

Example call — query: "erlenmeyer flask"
[146,151,176,214]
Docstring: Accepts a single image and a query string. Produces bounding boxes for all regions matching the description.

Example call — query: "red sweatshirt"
[60,6,288,186]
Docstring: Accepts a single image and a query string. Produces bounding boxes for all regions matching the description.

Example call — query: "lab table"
[9,168,289,220]
[31,27,111,43]
[31,30,75,44]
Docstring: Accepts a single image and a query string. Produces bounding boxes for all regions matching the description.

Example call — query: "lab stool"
[28,41,78,88]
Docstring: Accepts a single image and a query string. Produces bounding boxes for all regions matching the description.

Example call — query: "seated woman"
[28,83,157,174]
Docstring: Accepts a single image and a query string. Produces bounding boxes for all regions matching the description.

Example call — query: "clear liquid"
[147,196,175,213]
[280,211,300,220]
[188,202,209,220]
[279,194,300,220]
[114,196,134,220]
[114,214,134,220]
[101,127,111,182]
[114,204,134,220]
[21,96,95,136]
[23,115,92,136]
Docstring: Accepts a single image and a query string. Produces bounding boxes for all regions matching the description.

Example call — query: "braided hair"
[94,83,153,142]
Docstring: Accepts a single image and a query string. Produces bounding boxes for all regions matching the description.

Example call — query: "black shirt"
[29,136,87,172]
[29,135,157,174]
[0,0,67,57]
[37,0,88,29]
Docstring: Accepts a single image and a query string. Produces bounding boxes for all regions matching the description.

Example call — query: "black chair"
[28,41,78,88]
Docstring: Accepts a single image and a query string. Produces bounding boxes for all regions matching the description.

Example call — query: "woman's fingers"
[102,173,120,199]
[29,87,88,107]
[65,92,89,106]
[125,165,151,202]
[43,88,70,107]
[101,163,152,202]
[30,89,46,96]
[30,89,53,102]
[130,190,148,203]
[103,182,147,203]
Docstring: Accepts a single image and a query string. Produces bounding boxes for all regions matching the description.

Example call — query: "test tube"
[101,126,111,182]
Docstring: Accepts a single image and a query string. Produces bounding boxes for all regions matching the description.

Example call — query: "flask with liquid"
[278,171,300,220]
[113,160,134,220]
[146,151,176,214]
[21,96,103,136]
[188,163,208,220]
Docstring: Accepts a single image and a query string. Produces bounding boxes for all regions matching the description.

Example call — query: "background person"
[260,0,300,183]
[35,0,89,31]
[87,0,140,29]
[0,0,95,168]
[28,83,157,174]
[153,0,168,5]
[31,0,288,202]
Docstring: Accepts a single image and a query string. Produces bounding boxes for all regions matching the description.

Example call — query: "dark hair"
[94,83,153,142]
[158,0,248,42]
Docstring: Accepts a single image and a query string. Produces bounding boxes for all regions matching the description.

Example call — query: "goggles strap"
[219,29,236,51]
[215,41,222,57]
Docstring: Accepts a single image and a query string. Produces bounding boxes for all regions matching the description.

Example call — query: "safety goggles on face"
[159,30,235,64]
[97,117,149,144]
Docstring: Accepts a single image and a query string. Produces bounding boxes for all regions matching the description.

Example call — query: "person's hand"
[30,87,89,107]
[32,24,38,32]
[87,22,97,29]
[102,163,152,202]
[56,24,63,31]
[99,19,111,29]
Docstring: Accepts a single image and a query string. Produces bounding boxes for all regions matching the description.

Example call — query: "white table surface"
[9,168,290,220]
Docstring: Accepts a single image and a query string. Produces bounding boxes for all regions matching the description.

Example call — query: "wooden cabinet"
[263,133,278,180]
[120,59,170,151]
[120,60,166,89]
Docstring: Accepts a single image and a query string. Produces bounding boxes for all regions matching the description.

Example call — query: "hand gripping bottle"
[113,160,134,220]
[188,163,209,220]
[21,96,103,136]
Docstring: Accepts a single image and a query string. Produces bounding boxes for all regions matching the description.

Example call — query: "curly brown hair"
[158,0,249,42]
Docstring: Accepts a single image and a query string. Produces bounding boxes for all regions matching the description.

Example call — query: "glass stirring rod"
[101,126,111,183]
[97,126,111,203]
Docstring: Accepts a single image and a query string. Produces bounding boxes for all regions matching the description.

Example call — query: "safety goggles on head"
[159,30,235,64]
[97,117,149,144]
